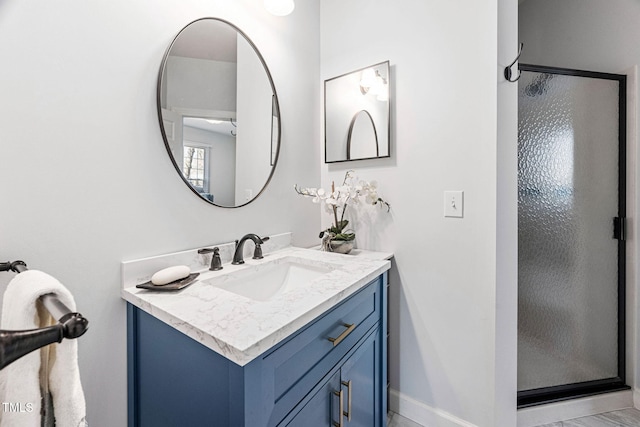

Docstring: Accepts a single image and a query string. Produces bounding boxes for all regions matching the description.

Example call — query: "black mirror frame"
[324,60,390,164]
[156,17,282,208]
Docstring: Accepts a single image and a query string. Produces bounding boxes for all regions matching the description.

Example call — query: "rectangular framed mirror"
[324,60,390,163]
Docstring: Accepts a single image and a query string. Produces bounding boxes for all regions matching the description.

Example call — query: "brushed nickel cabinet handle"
[341,380,352,421]
[327,323,356,347]
[331,389,343,427]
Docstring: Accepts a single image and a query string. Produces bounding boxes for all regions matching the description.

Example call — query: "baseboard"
[517,390,633,427]
[633,388,640,409]
[389,388,478,427]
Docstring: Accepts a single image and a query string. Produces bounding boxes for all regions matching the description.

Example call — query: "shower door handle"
[613,217,626,241]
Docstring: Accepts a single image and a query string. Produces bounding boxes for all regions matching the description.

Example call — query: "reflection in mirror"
[347,110,378,160]
[324,61,390,163]
[157,18,281,207]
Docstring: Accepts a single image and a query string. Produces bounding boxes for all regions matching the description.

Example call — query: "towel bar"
[0,260,89,369]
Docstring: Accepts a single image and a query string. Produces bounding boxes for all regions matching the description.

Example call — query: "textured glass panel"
[517,71,620,391]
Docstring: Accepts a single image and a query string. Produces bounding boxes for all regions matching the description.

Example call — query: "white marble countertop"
[122,245,391,366]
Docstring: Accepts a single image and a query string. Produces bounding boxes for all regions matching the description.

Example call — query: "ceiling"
[183,117,237,137]
[170,20,238,62]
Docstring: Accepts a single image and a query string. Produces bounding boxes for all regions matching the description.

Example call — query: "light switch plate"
[444,191,464,218]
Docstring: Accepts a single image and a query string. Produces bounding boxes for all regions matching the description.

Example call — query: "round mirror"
[157,18,281,207]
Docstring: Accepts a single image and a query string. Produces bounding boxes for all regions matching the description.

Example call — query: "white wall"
[235,34,274,204]
[497,0,519,424]
[0,0,320,425]
[519,0,640,75]
[165,56,237,112]
[321,1,517,426]
[519,0,640,410]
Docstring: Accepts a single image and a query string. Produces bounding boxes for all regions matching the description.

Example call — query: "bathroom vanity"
[122,242,391,426]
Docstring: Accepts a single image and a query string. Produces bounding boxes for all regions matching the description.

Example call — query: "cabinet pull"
[331,389,343,427]
[341,380,352,421]
[327,323,356,347]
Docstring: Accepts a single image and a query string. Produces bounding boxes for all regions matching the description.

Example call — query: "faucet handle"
[198,247,223,271]
[210,247,223,271]
[252,236,270,259]
[253,244,263,260]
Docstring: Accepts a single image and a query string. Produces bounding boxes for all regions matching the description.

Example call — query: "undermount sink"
[201,257,337,301]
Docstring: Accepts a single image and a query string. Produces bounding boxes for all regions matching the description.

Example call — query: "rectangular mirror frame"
[324,61,391,163]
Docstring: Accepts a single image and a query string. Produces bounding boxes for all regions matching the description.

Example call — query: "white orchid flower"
[324,203,334,214]
[312,188,327,203]
[295,170,390,236]
[333,197,346,208]
[348,187,359,199]
[366,191,379,205]
[334,185,349,194]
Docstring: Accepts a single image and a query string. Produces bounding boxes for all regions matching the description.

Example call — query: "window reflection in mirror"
[182,117,236,205]
[157,18,280,207]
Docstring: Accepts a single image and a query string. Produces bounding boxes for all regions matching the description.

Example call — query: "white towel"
[0,270,87,427]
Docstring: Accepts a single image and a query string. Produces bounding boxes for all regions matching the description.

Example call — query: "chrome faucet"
[232,234,269,265]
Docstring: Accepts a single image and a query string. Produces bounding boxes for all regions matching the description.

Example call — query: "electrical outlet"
[444,191,464,218]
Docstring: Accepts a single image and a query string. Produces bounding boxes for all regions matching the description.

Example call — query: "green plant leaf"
[334,232,355,241]
[328,219,349,234]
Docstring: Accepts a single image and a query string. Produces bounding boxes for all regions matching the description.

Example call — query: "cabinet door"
[341,327,381,427]
[285,371,342,427]
[284,327,382,427]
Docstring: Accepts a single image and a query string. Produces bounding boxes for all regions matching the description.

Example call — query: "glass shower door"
[517,65,627,406]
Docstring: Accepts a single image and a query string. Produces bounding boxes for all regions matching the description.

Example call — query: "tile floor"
[532,408,640,426]
[386,408,640,427]
[387,412,423,427]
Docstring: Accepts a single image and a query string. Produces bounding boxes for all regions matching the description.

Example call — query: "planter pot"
[328,240,354,254]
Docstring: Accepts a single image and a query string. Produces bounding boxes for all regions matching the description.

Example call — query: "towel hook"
[504,42,524,82]
[230,118,237,137]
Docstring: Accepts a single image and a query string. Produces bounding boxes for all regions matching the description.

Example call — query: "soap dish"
[136,272,200,291]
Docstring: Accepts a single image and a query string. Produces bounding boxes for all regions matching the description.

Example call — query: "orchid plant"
[295,170,391,243]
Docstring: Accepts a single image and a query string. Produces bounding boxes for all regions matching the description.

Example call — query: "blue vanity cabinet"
[283,370,341,426]
[127,272,387,427]
[283,326,382,427]
[338,326,381,427]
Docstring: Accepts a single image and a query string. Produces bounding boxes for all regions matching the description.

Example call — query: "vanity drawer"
[261,277,382,425]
